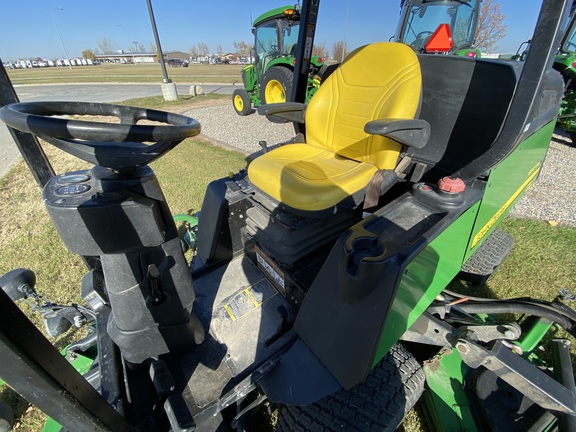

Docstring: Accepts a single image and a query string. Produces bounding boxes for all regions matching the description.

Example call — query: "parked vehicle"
[167,58,189,67]
[232,4,324,116]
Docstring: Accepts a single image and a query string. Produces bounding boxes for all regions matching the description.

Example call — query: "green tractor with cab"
[232,4,325,116]
[395,0,481,57]
[554,8,576,142]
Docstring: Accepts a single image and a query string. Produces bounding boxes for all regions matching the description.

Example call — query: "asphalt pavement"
[0,83,237,178]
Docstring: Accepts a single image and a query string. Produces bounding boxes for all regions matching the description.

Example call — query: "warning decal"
[254,246,286,296]
[219,279,277,322]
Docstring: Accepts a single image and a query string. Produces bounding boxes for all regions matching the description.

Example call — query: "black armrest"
[257,102,307,123]
[364,118,430,149]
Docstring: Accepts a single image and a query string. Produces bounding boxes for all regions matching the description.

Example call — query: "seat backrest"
[410,55,519,178]
[305,42,422,170]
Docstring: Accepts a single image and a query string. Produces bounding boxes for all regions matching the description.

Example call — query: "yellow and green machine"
[555,9,576,141]
[232,4,325,116]
[0,1,575,431]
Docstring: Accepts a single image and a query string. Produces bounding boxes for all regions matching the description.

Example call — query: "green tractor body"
[554,11,576,139]
[232,4,324,116]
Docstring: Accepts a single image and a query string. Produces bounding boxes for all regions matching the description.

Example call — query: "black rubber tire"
[232,88,252,116]
[276,343,425,432]
[0,402,14,432]
[260,66,293,105]
[459,229,515,287]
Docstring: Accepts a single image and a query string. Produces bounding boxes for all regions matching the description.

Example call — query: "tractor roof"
[252,4,300,27]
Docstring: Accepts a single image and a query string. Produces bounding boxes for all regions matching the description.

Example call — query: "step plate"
[183,255,291,413]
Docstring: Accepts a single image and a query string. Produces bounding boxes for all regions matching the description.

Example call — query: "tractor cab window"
[254,21,280,60]
[561,17,576,54]
[400,0,479,52]
[281,21,300,56]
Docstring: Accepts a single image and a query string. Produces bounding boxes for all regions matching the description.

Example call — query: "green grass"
[6,63,244,85]
[0,94,574,430]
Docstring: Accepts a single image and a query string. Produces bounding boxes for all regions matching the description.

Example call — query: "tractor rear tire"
[459,229,515,287]
[260,66,293,106]
[276,343,425,432]
[0,402,14,432]
[232,88,252,116]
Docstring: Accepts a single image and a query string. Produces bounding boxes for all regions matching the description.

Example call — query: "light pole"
[117,25,136,65]
[145,0,177,101]
[0,41,10,65]
[132,41,139,63]
[52,7,72,69]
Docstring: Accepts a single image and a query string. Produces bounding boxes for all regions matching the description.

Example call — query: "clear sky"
[0,0,544,62]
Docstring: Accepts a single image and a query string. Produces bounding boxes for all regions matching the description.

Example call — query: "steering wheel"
[411,31,434,51]
[0,102,201,171]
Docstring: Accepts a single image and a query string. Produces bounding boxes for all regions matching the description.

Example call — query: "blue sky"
[0,1,544,61]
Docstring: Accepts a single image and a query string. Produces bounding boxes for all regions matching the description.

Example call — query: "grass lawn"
[0,95,574,431]
[6,63,245,85]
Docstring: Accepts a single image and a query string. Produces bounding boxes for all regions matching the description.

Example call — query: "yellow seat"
[248,42,422,214]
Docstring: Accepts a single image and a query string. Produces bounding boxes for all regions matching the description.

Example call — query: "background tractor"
[554,8,576,142]
[395,0,481,56]
[232,4,324,116]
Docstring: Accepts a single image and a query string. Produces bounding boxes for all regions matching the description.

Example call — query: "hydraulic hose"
[453,301,575,335]
[443,289,576,322]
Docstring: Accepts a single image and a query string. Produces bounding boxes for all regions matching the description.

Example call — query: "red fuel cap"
[438,176,466,193]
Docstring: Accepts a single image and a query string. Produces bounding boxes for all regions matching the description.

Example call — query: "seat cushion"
[248,42,422,214]
[248,143,378,212]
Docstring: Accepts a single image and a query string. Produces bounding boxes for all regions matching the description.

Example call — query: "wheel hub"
[265,79,286,103]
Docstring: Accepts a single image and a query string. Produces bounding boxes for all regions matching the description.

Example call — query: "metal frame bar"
[0,63,54,186]
[0,289,132,431]
[290,0,320,135]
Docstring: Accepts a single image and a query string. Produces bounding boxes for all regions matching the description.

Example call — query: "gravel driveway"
[186,103,576,226]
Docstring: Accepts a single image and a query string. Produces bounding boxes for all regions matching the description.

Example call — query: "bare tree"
[82,49,95,60]
[149,42,157,53]
[233,41,251,57]
[97,37,115,54]
[136,43,146,53]
[189,46,199,58]
[217,45,223,57]
[474,0,507,52]
[197,42,209,56]
[332,41,348,62]
[313,42,330,59]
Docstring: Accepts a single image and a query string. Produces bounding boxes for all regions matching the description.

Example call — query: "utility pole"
[146,0,178,101]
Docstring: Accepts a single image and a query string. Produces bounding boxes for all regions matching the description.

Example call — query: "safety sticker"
[219,279,277,322]
[254,246,286,296]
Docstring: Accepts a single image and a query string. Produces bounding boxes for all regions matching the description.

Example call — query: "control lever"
[148,264,166,305]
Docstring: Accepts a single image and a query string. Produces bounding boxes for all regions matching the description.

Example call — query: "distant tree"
[197,42,209,56]
[136,43,146,53]
[474,0,507,52]
[97,37,115,54]
[233,41,251,57]
[149,42,157,53]
[82,49,95,60]
[217,45,223,57]
[312,42,329,59]
[332,41,348,61]
[189,46,199,58]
